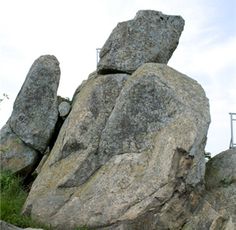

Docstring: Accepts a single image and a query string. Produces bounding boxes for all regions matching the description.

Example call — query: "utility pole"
[96,48,101,65]
[229,113,236,149]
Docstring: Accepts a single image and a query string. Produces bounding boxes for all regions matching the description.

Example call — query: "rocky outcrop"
[97,10,184,74]
[182,149,236,230]
[205,149,236,191]
[3,9,234,230]
[205,149,236,228]
[10,55,60,153]
[22,63,210,229]
[0,55,60,177]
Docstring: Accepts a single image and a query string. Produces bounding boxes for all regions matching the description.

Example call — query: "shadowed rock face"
[97,10,185,74]
[22,64,210,229]
[10,55,60,153]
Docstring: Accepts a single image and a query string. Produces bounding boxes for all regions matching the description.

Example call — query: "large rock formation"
[0,55,61,176]
[10,55,60,153]
[97,10,184,74]
[2,9,234,230]
[22,63,210,229]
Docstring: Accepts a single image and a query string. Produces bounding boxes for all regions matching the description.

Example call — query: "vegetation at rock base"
[0,170,52,229]
[0,170,90,230]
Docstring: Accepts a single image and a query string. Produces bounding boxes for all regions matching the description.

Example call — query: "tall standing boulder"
[22,64,210,229]
[0,55,60,177]
[10,55,60,153]
[97,10,185,74]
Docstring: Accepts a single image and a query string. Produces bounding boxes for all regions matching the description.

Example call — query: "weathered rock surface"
[4,10,233,230]
[23,63,210,229]
[9,55,60,153]
[205,149,236,227]
[97,10,185,74]
[205,148,236,190]
[57,96,71,118]
[58,101,71,117]
[0,122,39,176]
[182,149,236,230]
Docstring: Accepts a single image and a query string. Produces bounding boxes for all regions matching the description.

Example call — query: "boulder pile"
[0,10,235,230]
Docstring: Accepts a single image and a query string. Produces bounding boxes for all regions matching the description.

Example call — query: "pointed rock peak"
[97,10,185,74]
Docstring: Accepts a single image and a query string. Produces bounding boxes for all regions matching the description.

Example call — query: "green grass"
[0,171,90,230]
[0,170,52,229]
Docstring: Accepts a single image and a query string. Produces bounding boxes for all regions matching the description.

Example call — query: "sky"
[0,0,235,156]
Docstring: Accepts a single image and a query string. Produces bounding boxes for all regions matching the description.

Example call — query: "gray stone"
[205,148,236,189]
[181,202,234,230]
[182,149,236,229]
[0,220,22,230]
[58,101,71,117]
[97,10,185,74]
[10,55,60,153]
[22,72,129,225]
[0,220,43,230]
[23,64,210,229]
[205,149,236,227]
[0,122,39,176]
